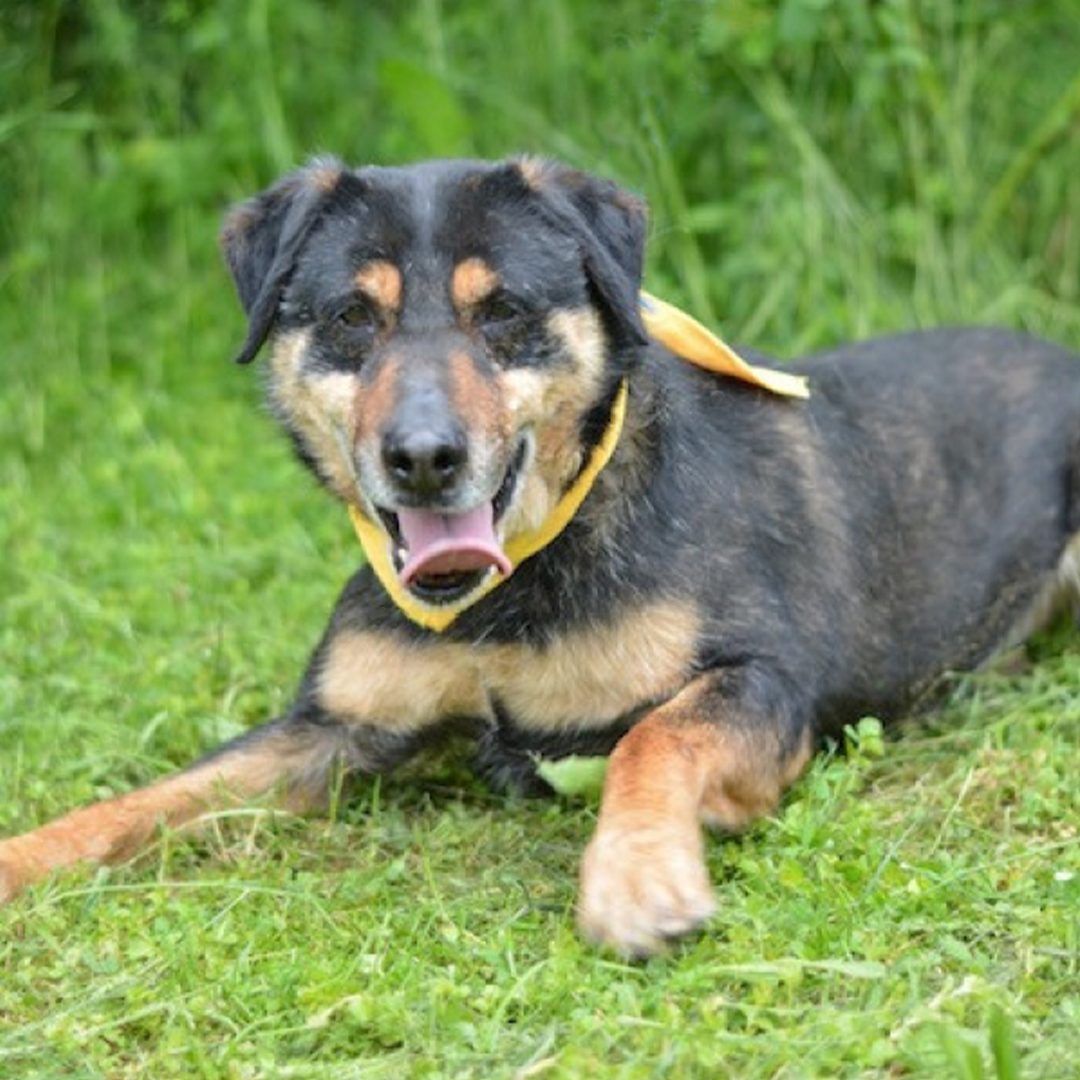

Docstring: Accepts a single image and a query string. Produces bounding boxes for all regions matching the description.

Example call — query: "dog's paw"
[577,820,716,957]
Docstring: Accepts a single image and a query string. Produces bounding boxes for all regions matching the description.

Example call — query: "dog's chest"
[317,598,699,734]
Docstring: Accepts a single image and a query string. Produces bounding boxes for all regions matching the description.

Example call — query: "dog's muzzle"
[350,379,629,632]
[373,435,528,602]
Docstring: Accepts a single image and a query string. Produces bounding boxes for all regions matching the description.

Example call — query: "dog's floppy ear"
[220,157,346,364]
[517,158,649,349]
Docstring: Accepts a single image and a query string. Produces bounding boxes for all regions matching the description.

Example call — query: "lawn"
[2,2,1079,1077]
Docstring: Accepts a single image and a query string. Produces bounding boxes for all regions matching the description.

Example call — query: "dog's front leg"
[577,667,814,956]
[0,714,371,902]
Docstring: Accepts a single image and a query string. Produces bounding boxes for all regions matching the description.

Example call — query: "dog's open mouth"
[375,439,528,604]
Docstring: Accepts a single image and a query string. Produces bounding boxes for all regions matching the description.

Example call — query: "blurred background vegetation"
[3,0,1080,382]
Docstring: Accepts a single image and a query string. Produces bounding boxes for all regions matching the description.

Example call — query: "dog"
[2,156,1079,956]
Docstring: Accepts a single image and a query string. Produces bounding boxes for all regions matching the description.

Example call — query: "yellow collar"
[638,291,809,398]
[349,379,629,632]
[347,293,807,632]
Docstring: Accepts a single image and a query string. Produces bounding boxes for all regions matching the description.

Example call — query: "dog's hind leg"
[577,665,814,956]
[0,714,372,903]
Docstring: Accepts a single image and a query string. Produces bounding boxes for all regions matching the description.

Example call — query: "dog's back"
[667,327,1080,731]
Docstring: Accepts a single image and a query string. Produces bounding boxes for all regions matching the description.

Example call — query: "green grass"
[3,1,1080,1076]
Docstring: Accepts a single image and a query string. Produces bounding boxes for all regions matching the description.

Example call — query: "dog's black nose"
[382,422,468,498]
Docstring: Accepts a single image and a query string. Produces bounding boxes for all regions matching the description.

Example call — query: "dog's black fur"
[2,157,1078,955]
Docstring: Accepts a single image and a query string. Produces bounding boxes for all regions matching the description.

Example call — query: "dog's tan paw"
[577,821,716,957]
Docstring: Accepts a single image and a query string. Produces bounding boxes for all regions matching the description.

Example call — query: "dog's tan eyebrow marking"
[451,258,500,308]
[516,156,549,190]
[310,160,344,192]
[354,260,402,311]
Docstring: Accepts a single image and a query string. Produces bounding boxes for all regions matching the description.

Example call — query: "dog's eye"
[337,301,377,331]
[477,293,523,330]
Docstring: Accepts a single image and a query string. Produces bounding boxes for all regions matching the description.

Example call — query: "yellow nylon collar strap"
[348,379,629,632]
[639,291,809,399]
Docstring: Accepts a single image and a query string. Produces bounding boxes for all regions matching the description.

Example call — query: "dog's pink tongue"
[397,503,512,585]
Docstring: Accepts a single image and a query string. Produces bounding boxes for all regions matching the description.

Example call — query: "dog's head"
[221,157,648,610]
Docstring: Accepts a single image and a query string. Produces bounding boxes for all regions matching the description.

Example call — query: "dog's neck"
[577,368,663,534]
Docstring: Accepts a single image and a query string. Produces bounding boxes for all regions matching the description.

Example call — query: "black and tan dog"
[3,157,1079,955]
